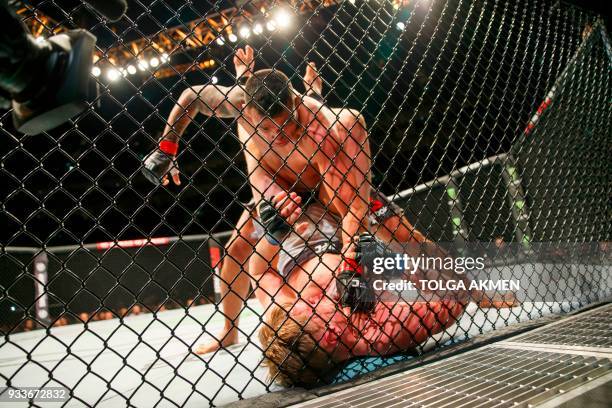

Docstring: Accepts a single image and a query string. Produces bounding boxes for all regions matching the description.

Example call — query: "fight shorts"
[245,190,403,241]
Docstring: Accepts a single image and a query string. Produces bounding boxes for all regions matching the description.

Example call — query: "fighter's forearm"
[161,96,198,143]
[162,84,243,143]
[247,162,289,204]
[252,236,281,265]
[341,205,368,247]
[340,153,371,248]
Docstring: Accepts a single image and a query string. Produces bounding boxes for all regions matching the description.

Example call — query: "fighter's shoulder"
[226,85,247,103]
[332,108,366,130]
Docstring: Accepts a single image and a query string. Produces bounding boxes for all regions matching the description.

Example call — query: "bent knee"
[383,215,426,243]
[225,231,256,263]
[378,215,410,241]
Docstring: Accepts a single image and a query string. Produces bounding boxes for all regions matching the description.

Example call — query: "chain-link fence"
[1,0,611,406]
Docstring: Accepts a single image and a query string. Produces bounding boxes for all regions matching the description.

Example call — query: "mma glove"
[258,199,291,245]
[337,233,377,313]
[142,140,179,185]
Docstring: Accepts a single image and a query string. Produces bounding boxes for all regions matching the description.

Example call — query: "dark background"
[0,0,609,326]
[1,0,602,247]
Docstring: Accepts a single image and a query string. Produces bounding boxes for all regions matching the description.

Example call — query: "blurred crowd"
[2,296,214,333]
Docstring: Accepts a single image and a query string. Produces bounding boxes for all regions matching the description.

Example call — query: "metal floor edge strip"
[289,302,612,408]
[493,342,612,359]
[529,371,612,408]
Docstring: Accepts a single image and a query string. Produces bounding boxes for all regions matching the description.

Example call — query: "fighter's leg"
[368,194,428,244]
[196,207,257,354]
[378,213,428,244]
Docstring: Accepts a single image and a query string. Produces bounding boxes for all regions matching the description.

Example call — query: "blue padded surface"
[332,338,465,383]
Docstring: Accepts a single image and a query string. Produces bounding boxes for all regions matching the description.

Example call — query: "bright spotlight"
[228,33,238,43]
[266,21,277,31]
[239,26,251,38]
[396,21,406,31]
[211,76,219,84]
[91,66,101,77]
[274,9,291,28]
[253,23,263,34]
[160,53,169,63]
[138,59,149,71]
[150,57,159,67]
[35,36,46,44]
[120,68,128,77]
[216,36,225,46]
[106,68,120,81]
[127,65,137,75]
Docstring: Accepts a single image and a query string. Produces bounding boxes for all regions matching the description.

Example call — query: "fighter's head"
[259,295,370,386]
[259,301,340,386]
[243,69,300,144]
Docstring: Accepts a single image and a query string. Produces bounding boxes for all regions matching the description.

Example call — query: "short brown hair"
[258,303,338,386]
[244,69,292,117]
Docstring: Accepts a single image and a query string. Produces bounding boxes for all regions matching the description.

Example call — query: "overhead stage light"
[274,9,291,28]
[106,68,120,81]
[239,26,251,38]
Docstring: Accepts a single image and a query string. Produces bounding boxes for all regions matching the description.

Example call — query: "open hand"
[304,61,323,95]
[234,45,255,80]
[271,191,302,225]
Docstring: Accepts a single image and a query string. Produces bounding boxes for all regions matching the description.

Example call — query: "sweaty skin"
[240,92,372,251]
[162,67,372,251]
[251,247,465,362]
[154,49,428,354]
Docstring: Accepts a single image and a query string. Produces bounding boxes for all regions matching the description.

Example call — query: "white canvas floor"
[0,300,598,407]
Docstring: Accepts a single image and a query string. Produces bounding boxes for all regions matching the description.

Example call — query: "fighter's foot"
[195,330,239,354]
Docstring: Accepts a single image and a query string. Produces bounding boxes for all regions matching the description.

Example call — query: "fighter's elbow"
[178,88,198,109]
[356,112,367,130]
[347,109,367,130]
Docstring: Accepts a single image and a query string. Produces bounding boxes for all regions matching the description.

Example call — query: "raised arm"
[142,46,255,186]
[163,46,255,142]
[318,111,371,256]
[162,85,244,143]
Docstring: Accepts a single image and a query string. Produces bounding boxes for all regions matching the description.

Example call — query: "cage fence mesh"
[0,0,611,406]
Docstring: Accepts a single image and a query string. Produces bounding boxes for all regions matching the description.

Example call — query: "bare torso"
[237,96,361,201]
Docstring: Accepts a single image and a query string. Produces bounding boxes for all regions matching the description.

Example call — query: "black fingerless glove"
[337,268,376,313]
[142,149,173,185]
[337,233,377,313]
[258,199,291,245]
